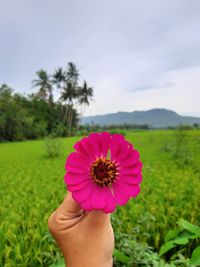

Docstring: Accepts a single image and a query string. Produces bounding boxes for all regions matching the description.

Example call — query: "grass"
[0,130,199,266]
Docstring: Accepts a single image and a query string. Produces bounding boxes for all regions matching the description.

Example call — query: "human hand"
[48,193,114,267]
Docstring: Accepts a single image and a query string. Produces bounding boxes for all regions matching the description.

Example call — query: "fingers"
[51,192,111,226]
[48,193,83,235]
[57,192,82,216]
[85,210,111,227]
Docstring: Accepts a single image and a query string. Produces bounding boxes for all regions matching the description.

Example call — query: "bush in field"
[160,129,194,168]
[43,134,61,158]
[172,130,193,168]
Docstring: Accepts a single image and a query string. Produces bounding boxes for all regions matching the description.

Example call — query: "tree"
[60,82,79,135]
[59,62,80,135]
[0,84,13,99]
[51,67,66,89]
[66,62,79,85]
[32,70,53,105]
[78,80,93,114]
[0,62,94,141]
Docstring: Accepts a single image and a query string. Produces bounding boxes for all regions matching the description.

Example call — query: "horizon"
[82,107,200,118]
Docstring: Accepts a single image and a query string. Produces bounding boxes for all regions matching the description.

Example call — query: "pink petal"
[72,183,94,203]
[65,152,90,171]
[67,179,93,192]
[119,161,143,176]
[65,165,89,174]
[119,174,142,184]
[125,140,134,149]
[117,179,141,198]
[100,132,111,158]
[112,182,129,205]
[91,185,106,210]
[64,172,91,185]
[115,146,131,162]
[110,134,126,161]
[74,138,96,162]
[81,185,116,213]
[80,198,93,211]
[104,187,116,213]
[88,132,102,158]
[121,150,140,167]
[132,185,140,197]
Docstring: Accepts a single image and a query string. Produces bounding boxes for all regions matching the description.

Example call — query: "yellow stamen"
[90,158,117,186]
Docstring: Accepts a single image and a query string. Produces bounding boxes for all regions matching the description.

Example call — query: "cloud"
[85,66,200,117]
[0,0,200,116]
[132,83,175,92]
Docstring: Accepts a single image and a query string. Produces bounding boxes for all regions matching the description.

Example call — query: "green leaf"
[159,241,176,257]
[190,246,200,265]
[50,258,65,267]
[178,219,200,235]
[164,228,182,242]
[113,249,130,264]
[178,231,198,240]
[173,237,189,245]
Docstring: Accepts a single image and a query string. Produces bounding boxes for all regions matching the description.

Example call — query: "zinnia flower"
[64,132,142,213]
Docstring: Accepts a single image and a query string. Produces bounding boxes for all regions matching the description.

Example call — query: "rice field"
[0,130,200,266]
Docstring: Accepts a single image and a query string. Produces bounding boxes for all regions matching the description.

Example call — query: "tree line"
[0,62,93,142]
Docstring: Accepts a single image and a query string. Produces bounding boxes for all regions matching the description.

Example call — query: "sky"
[0,0,200,117]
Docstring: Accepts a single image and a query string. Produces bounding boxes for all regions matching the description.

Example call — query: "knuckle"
[48,211,59,234]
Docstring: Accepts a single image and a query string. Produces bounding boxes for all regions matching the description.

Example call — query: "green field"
[0,130,200,266]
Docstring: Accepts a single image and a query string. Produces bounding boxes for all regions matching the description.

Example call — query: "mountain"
[81,108,200,128]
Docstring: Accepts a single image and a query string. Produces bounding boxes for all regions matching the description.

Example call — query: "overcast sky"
[0,0,200,116]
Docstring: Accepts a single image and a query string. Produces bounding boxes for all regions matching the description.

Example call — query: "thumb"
[85,210,111,227]
[48,192,83,234]
[56,192,82,217]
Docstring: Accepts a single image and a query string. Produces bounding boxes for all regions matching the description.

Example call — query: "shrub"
[108,129,126,136]
[43,134,61,158]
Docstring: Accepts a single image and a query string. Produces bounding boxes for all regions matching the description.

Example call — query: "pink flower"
[64,132,142,213]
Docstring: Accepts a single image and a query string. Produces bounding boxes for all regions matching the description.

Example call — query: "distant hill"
[81,108,200,128]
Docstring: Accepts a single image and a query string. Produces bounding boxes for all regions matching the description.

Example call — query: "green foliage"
[159,219,200,266]
[0,85,79,141]
[0,130,200,266]
[160,128,199,170]
[0,62,93,141]
[113,231,178,266]
[190,246,200,265]
[50,258,65,267]
[79,123,150,135]
[108,129,126,136]
[114,249,130,264]
[43,134,62,158]
[178,219,200,235]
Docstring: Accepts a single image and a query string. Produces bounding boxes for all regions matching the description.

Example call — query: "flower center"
[90,158,117,186]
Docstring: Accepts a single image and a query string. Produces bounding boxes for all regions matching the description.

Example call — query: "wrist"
[66,256,113,267]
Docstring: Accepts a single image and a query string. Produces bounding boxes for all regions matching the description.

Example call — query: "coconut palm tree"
[51,67,66,89]
[66,62,79,85]
[32,70,53,105]
[78,80,93,114]
[58,62,81,135]
[60,82,79,135]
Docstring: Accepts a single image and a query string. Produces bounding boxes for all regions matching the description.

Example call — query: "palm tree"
[51,67,66,89]
[66,62,79,85]
[59,62,80,135]
[60,82,78,105]
[60,81,79,135]
[32,70,53,104]
[78,81,93,114]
